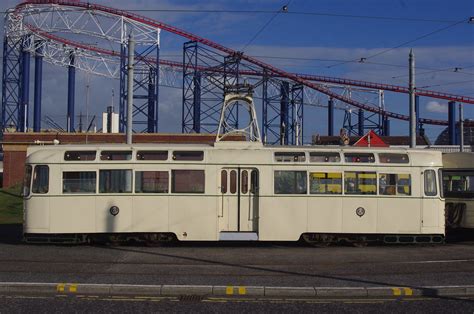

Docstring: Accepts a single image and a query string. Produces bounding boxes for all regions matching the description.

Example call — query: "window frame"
[23,165,33,197]
[100,151,132,161]
[171,169,205,194]
[32,165,49,194]
[344,153,376,163]
[378,173,412,196]
[172,151,204,161]
[274,170,308,195]
[64,151,97,161]
[309,171,342,195]
[309,152,341,163]
[99,169,133,194]
[136,150,168,161]
[274,152,306,162]
[344,171,377,195]
[135,170,169,193]
[62,171,97,194]
[378,153,409,164]
[424,169,438,197]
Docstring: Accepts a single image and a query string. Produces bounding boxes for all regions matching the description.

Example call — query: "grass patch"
[0,185,23,224]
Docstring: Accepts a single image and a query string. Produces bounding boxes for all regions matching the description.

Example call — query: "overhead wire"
[392,65,474,79]
[326,18,469,68]
[0,8,460,23]
[419,79,474,89]
[241,1,293,52]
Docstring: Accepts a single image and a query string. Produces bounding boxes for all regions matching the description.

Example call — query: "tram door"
[219,168,259,235]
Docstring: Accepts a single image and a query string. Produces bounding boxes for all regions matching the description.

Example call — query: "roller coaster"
[2,0,472,144]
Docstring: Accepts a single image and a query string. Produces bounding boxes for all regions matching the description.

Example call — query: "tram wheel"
[302,234,334,247]
[351,236,368,248]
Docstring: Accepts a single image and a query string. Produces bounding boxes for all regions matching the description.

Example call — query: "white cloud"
[425,101,448,113]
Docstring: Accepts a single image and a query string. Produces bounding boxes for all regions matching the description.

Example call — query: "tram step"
[219,232,258,241]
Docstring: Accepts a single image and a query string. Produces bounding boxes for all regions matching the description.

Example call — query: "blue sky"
[1,0,473,143]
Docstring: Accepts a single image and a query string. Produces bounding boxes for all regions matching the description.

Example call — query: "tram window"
[344,171,376,195]
[251,170,259,194]
[135,171,169,193]
[424,170,437,196]
[379,153,409,164]
[136,151,168,161]
[230,170,237,194]
[310,172,342,194]
[344,153,375,163]
[63,171,96,194]
[99,170,132,193]
[23,165,32,197]
[309,152,340,163]
[32,165,49,194]
[221,170,227,193]
[172,151,204,161]
[379,173,411,196]
[274,171,307,194]
[443,170,474,197]
[274,152,306,162]
[64,151,96,161]
[171,170,205,193]
[100,151,132,161]
[242,170,249,194]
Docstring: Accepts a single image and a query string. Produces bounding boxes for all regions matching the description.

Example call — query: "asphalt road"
[0,225,473,288]
[1,294,473,313]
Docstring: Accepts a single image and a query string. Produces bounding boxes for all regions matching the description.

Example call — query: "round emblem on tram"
[356,207,365,217]
[110,206,119,216]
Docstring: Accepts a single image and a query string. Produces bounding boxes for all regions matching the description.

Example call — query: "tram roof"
[25,142,443,167]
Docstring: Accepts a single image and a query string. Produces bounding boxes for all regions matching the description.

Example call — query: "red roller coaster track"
[17,0,474,126]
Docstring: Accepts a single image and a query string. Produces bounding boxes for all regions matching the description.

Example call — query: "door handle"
[219,194,224,217]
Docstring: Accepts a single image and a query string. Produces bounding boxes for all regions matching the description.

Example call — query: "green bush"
[0,185,23,224]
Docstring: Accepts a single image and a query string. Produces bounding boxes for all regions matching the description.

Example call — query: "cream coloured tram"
[442,152,474,230]
[23,142,445,244]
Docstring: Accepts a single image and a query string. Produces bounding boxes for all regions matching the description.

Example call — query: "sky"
[1,0,473,143]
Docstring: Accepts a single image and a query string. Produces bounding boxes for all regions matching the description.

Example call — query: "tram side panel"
[168,165,218,241]
[131,164,170,233]
[307,166,343,233]
[258,166,307,241]
[376,167,421,234]
[421,168,445,234]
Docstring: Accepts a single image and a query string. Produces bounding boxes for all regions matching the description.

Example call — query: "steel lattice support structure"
[1,11,31,133]
[182,42,229,134]
[119,42,160,133]
[2,2,161,133]
[262,77,304,145]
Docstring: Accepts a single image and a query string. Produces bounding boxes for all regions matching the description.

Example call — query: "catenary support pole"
[67,52,75,132]
[409,49,416,148]
[459,103,464,152]
[358,109,364,136]
[20,47,30,132]
[327,98,334,136]
[33,44,43,132]
[126,34,135,145]
[448,101,456,145]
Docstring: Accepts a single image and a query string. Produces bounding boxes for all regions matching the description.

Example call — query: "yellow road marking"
[56,284,65,293]
[226,286,234,295]
[69,284,77,293]
[404,288,413,296]
[238,286,246,295]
